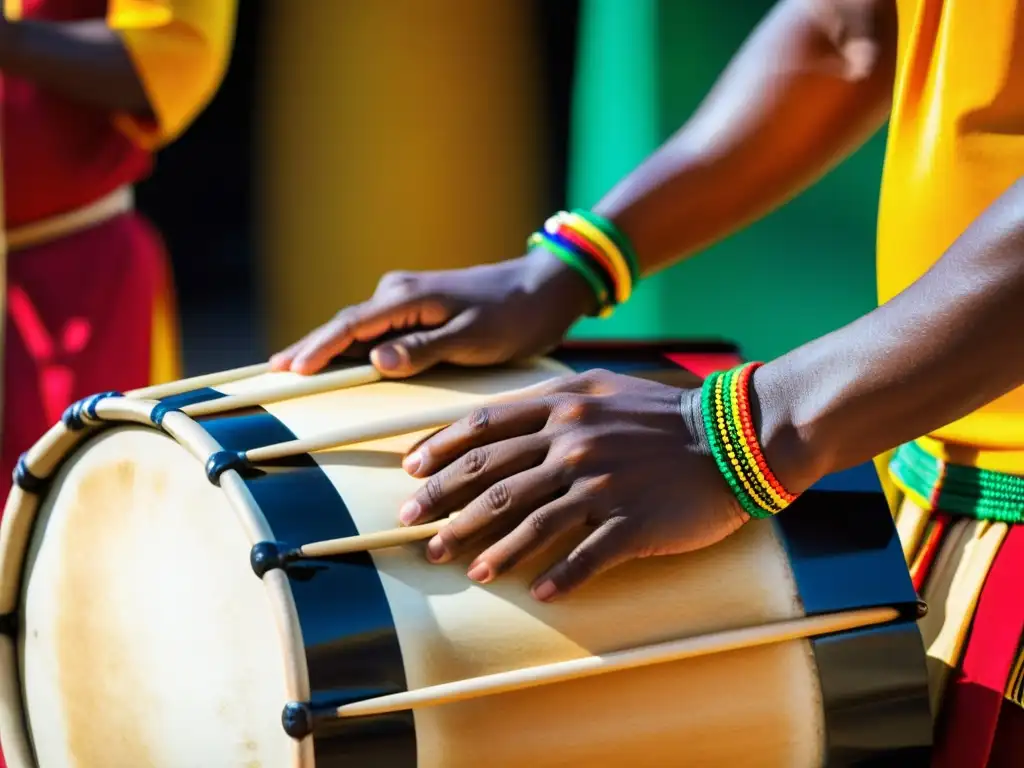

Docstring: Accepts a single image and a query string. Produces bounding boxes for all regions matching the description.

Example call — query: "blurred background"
[141,0,888,377]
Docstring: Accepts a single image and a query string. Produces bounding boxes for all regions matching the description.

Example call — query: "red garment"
[0,0,166,492]
[931,525,1024,767]
[1,212,169,500]
[0,5,173,762]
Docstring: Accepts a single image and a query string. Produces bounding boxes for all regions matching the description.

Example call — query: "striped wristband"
[527,209,639,317]
[700,362,799,519]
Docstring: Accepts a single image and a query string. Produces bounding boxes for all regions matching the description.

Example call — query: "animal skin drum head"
[19,426,292,767]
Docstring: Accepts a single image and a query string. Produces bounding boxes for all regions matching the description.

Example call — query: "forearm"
[0,20,151,114]
[756,178,1024,493]
[594,0,897,276]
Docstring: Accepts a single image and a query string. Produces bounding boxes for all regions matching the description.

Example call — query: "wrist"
[748,361,830,496]
[520,247,600,319]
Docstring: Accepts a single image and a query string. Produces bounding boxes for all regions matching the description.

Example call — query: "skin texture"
[273,0,1023,601]
[0,17,152,115]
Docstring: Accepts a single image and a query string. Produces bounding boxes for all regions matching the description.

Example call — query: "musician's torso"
[878,0,1024,465]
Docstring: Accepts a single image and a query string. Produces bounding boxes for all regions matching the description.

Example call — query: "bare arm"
[595,0,898,275]
[0,19,151,115]
[756,177,1024,493]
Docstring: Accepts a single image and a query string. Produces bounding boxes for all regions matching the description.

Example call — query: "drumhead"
[18,425,293,768]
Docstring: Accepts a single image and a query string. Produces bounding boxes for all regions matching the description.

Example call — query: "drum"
[0,343,933,768]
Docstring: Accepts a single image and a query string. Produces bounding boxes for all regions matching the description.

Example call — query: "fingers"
[465,489,595,584]
[269,275,454,375]
[399,434,549,525]
[422,463,568,564]
[369,311,476,378]
[403,399,554,478]
[269,299,418,375]
[530,516,637,602]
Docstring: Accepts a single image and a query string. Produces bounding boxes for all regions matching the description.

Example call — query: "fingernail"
[532,580,557,602]
[398,500,421,525]
[426,536,449,563]
[403,450,423,476]
[372,345,406,372]
[466,562,492,584]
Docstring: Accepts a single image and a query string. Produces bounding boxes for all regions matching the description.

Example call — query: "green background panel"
[567,0,888,361]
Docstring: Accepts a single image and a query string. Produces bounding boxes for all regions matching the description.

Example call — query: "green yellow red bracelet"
[701,363,799,519]
[527,209,638,317]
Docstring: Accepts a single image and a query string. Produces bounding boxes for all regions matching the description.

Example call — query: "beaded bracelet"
[527,209,638,317]
[701,362,799,520]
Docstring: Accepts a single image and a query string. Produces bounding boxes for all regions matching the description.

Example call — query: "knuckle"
[485,482,512,513]
[461,448,489,475]
[579,368,609,386]
[467,407,491,432]
[528,507,555,536]
[423,475,445,507]
[380,270,413,287]
[552,396,588,425]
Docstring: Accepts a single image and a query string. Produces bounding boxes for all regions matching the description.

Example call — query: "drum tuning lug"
[250,541,299,578]
[205,450,253,486]
[281,701,313,740]
[13,454,47,494]
[149,402,181,427]
[915,599,928,619]
[61,390,121,430]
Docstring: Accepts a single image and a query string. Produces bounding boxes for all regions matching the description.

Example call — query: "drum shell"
[1,349,933,767]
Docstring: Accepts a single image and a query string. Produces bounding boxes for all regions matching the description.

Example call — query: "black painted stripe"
[774,486,932,765]
[159,387,416,765]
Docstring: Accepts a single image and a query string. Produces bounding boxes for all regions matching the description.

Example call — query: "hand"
[270,250,597,377]
[396,369,753,602]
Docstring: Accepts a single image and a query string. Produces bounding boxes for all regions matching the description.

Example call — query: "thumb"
[370,314,474,377]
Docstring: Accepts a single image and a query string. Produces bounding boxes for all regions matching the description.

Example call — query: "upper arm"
[108,0,239,149]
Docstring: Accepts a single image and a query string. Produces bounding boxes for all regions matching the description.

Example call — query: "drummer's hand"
[270,251,596,377]
[397,369,803,601]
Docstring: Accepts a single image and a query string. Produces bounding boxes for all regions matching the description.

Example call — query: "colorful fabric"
[0,0,236,227]
[891,456,1024,766]
[106,0,238,148]
[877,0,1024,464]
[931,526,1024,767]
[890,440,1024,523]
[0,211,181,501]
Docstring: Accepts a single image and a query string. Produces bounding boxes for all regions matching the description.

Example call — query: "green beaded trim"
[701,370,773,520]
[889,440,1024,523]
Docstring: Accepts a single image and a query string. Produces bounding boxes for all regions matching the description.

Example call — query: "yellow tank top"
[877,0,1024,473]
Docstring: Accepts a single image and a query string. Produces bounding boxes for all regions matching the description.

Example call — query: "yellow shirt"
[877,0,1024,473]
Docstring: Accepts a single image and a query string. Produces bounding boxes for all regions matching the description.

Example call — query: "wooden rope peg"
[250,514,459,578]
[300,514,459,558]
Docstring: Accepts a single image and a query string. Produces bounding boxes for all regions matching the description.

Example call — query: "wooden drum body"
[0,343,933,767]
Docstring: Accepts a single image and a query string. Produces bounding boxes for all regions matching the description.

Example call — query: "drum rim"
[0,395,313,768]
